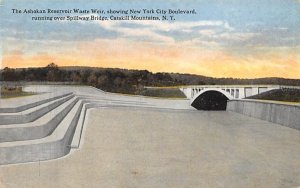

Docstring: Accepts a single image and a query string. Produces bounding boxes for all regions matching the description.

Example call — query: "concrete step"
[76,95,149,104]
[71,102,88,148]
[0,94,74,125]
[0,96,79,142]
[70,99,157,149]
[0,99,84,165]
[0,92,73,113]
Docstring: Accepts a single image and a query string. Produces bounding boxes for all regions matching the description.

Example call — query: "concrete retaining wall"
[227,100,300,130]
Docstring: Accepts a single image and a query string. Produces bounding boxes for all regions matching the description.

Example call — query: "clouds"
[3,37,300,78]
[2,0,300,78]
[2,0,299,49]
[80,17,259,49]
[91,18,230,44]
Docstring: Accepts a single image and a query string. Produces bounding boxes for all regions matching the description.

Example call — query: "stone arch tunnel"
[191,90,229,110]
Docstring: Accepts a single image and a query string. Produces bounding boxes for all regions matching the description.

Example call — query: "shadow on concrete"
[191,91,229,110]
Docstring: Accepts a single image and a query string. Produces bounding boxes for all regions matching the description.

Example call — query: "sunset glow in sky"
[1,0,300,78]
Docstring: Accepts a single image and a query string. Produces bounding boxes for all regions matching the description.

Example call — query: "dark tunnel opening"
[191,91,229,111]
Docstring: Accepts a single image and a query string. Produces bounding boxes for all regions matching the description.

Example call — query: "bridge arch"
[191,89,233,110]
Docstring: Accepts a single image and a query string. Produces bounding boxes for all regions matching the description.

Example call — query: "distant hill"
[59,66,300,86]
[169,73,300,86]
[1,64,300,95]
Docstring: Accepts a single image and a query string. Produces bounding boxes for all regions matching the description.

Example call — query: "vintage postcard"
[0,0,300,187]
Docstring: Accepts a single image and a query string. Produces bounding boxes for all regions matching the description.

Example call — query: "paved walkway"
[0,108,300,188]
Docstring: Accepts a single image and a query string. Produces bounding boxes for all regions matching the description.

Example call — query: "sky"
[1,0,300,78]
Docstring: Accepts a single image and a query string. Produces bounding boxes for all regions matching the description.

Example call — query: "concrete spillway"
[0,85,299,188]
[0,85,193,165]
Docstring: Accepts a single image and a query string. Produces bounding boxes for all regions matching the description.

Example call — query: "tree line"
[1,63,300,94]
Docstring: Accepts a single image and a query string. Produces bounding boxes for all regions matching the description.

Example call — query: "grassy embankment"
[0,85,185,99]
[137,87,186,98]
[0,86,36,99]
[247,88,300,103]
